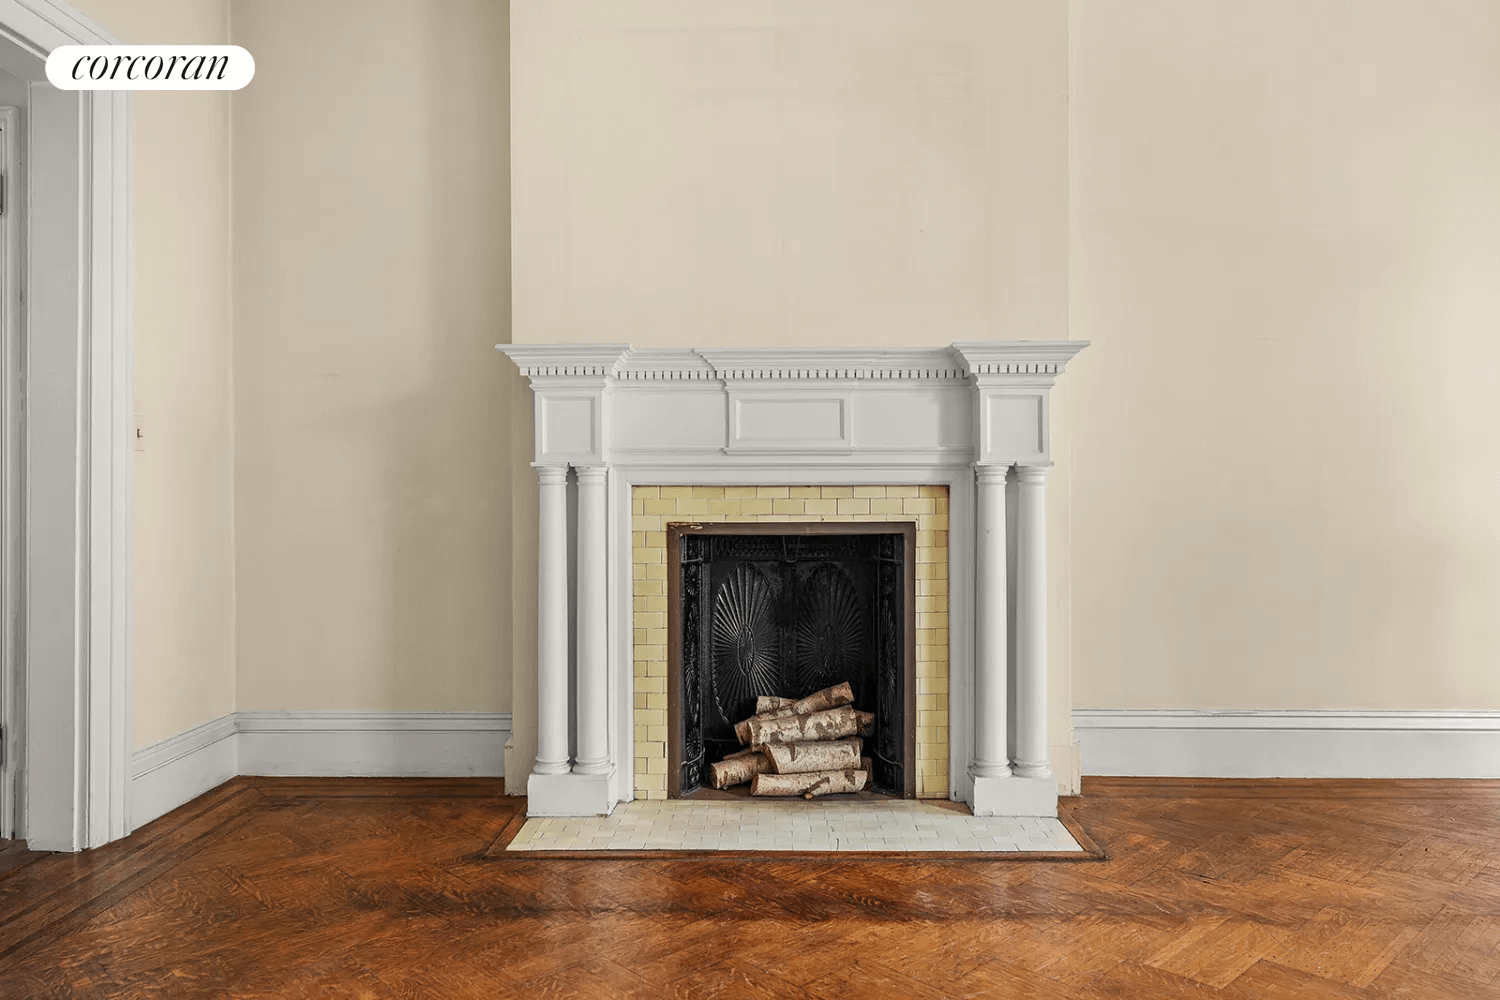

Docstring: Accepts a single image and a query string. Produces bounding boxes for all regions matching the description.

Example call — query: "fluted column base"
[971,774,1057,818]
[527,770,616,818]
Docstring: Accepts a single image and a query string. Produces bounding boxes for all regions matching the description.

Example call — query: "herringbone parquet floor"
[1,776,1496,997]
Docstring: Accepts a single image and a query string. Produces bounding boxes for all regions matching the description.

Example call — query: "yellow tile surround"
[631,485,950,800]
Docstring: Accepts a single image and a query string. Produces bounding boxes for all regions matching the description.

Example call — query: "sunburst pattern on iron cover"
[710,563,780,726]
[792,563,865,695]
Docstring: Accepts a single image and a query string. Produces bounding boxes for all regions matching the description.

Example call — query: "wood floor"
[1,777,1497,998]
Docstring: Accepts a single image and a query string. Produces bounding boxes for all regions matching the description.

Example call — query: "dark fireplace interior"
[668,523,915,798]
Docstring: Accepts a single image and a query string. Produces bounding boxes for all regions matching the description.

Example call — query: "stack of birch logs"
[709,682,875,799]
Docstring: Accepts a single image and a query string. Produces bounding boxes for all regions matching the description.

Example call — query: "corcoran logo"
[45,45,254,90]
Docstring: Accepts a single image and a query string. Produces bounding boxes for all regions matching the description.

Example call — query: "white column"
[1013,462,1052,780]
[533,464,571,776]
[971,465,1011,780]
[573,465,611,774]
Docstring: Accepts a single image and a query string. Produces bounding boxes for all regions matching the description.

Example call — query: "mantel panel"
[611,389,726,454]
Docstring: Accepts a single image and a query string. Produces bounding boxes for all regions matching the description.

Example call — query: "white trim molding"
[237,711,512,778]
[128,714,237,832]
[126,711,513,832]
[0,0,134,852]
[1075,709,1500,779]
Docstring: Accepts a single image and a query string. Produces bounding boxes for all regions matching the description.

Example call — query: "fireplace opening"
[667,522,917,798]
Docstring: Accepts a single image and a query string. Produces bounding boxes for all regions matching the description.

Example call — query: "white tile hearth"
[506,799,1084,853]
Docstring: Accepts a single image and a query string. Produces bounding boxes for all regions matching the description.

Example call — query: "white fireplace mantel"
[498,341,1087,817]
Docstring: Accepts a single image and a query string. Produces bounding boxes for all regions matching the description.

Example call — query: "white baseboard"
[236,711,511,778]
[128,711,512,832]
[129,714,238,832]
[1074,709,1500,779]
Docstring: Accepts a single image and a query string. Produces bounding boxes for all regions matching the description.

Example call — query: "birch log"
[856,711,875,736]
[709,752,770,789]
[734,683,857,743]
[746,706,861,746]
[751,769,868,797]
[763,739,862,774]
[755,695,797,714]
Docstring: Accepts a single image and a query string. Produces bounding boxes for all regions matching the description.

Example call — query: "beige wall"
[70,0,237,748]
[231,0,513,713]
[1070,0,1500,710]
[507,0,1077,786]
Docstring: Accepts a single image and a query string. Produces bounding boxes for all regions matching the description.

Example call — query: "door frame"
[0,0,133,851]
[0,103,21,841]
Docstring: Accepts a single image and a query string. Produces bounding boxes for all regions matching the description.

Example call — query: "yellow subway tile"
[934,495,949,515]
[756,486,790,499]
[635,515,664,532]
[646,563,667,580]
[632,531,647,548]
[645,660,667,677]
[916,596,944,614]
[803,498,838,515]
[643,498,677,516]
[851,485,885,498]
[646,692,667,711]
[886,485,919,498]
[675,498,709,517]
[632,497,645,516]
[633,562,647,580]
[790,486,821,499]
[736,498,774,515]
[820,485,854,499]
[647,725,668,744]
[632,547,662,566]
[853,513,888,522]
[868,498,905,515]
[647,755,668,774]
[707,498,741,515]
[836,498,870,515]
[637,612,667,630]
[724,486,758,498]
[919,485,946,498]
[660,486,694,499]
[634,692,649,709]
[691,485,724,498]
[634,486,659,500]
[918,676,949,697]
[916,530,937,549]
[917,694,941,712]
[772,498,806,515]
[757,514,792,522]
[634,628,648,645]
[643,596,667,614]
[903,497,935,515]
[644,531,666,549]
[637,676,666,694]
[633,596,648,613]
[822,513,856,521]
[918,514,950,532]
